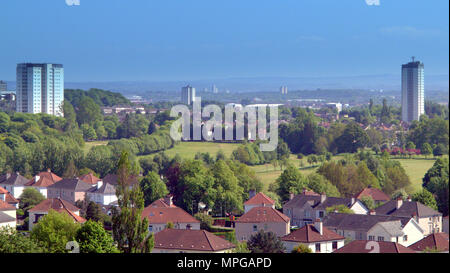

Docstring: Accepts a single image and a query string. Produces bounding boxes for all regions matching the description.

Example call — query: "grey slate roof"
[88,182,116,195]
[48,178,94,192]
[378,221,404,236]
[375,200,442,218]
[0,211,15,223]
[323,212,411,232]
[0,173,29,186]
[284,194,356,210]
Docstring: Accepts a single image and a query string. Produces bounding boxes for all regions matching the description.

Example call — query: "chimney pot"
[164,195,173,206]
[314,220,323,235]
[289,193,294,200]
[320,193,326,203]
[369,210,376,215]
[47,168,51,172]
[407,196,412,202]
[396,198,403,209]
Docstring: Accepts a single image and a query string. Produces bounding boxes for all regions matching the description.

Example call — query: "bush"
[194,213,214,230]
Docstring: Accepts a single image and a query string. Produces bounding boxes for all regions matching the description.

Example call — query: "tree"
[140,171,169,207]
[147,121,157,135]
[63,160,78,178]
[194,213,214,230]
[19,188,45,211]
[335,122,369,153]
[247,230,286,253]
[81,123,97,141]
[112,151,153,253]
[421,143,433,158]
[275,164,307,202]
[86,201,102,222]
[326,204,354,214]
[291,243,312,253]
[412,189,438,211]
[76,96,103,126]
[232,241,251,253]
[216,150,226,161]
[359,196,375,210]
[76,220,119,253]
[306,173,340,197]
[30,210,80,253]
[0,226,44,253]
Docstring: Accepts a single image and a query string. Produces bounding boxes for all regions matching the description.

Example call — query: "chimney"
[35,175,40,182]
[302,188,307,195]
[249,190,256,199]
[47,168,51,173]
[396,197,403,209]
[164,195,173,206]
[407,196,412,202]
[6,173,11,179]
[97,180,103,189]
[369,210,376,215]
[351,197,355,205]
[314,219,323,235]
[289,193,295,200]
[320,192,326,203]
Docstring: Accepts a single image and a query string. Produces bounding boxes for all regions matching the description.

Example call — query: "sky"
[0,0,448,82]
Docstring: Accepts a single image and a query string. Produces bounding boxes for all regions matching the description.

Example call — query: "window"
[315,243,321,253]
[319,211,324,218]
[377,236,384,242]
[148,225,153,232]
[403,235,408,242]
[332,241,338,250]
[253,225,257,232]
[368,236,375,241]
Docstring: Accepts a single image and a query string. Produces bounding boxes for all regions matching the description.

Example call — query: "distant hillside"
[64,88,131,108]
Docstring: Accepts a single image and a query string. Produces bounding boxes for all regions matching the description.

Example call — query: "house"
[28,198,86,230]
[152,229,235,253]
[443,216,449,234]
[333,240,416,253]
[283,193,369,228]
[47,178,95,203]
[0,186,19,208]
[0,199,16,229]
[25,169,62,198]
[86,181,117,206]
[235,207,290,241]
[281,220,345,253]
[0,211,16,229]
[78,173,102,185]
[102,173,139,188]
[323,212,424,246]
[142,205,200,234]
[0,172,29,198]
[375,198,442,235]
[244,191,275,213]
[408,233,449,253]
[354,186,390,204]
[149,195,177,208]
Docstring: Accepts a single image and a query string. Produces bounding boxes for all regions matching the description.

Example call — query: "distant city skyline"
[0,0,448,83]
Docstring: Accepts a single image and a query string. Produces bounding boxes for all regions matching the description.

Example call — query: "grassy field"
[83,140,108,154]
[392,158,436,194]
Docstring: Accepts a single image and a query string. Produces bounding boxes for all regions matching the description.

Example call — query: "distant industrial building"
[212,84,218,94]
[401,58,424,123]
[181,85,196,105]
[0,81,7,91]
[16,63,64,116]
[280,86,288,94]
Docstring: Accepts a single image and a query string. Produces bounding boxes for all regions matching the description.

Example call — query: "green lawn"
[393,158,437,194]
[83,140,108,154]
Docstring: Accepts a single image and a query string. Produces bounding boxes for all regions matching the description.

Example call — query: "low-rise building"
[47,178,94,203]
[86,181,117,206]
[408,233,449,253]
[25,169,62,198]
[0,199,16,229]
[281,220,345,253]
[354,186,390,204]
[235,207,290,241]
[78,173,102,185]
[0,172,29,198]
[283,193,369,228]
[152,229,235,253]
[28,198,86,230]
[333,240,416,253]
[0,186,19,208]
[142,204,200,234]
[375,198,442,235]
[244,191,275,213]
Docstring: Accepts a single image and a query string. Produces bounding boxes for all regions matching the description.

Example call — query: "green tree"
[275,164,307,202]
[19,188,45,211]
[335,122,369,153]
[306,173,340,197]
[359,196,375,210]
[232,241,251,253]
[247,230,286,253]
[421,143,433,158]
[326,204,354,214]
[0,226,44,253]
[76,96,103,126]
[81,123,98,141]
[291,243,312,253]
[412,189,438,211]
[140,171,169,206]
[30,210,80,253]
[86,201,102,222]
[112,151,153,253]
[194,213,214,230]
[75,220,119,253]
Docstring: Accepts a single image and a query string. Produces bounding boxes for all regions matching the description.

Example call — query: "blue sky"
[0,0,448,82]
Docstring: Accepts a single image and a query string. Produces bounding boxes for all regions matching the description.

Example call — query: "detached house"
[142,199,200,233]
[152,229,235,253]
[86,181,117,206]
[355,186,390,205]
[333,240,416,253]
[78,173,102,185]
[323,212,424,246]
[0,172,29,198]
[28,198,86,230]
[283,193,369,228]
[25,169,62,198]
[0,199,16,229]
[375,198,442,235]
[0,186,19,208]
[235,207,290,241]
[47,178,94,203]
[408,233,449,253]
[244,191,275,213]
[281,220,345,253]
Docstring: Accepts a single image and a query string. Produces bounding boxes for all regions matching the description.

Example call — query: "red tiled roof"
[29,198,80,213]
[142,206,200,224]
[244,192,275,205]
[78,173,101,185]
[333,240,416,253]
[26,170,62,187]
[5,192,18,204]
[236,207,290,223]
[408,233,449,252]
[154,229,235,252]
[0,186,8,194]
[0,199,15,211]
[281,224,344,243]
[355,187,390,202]
[150,198,177,208]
